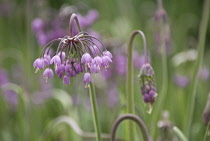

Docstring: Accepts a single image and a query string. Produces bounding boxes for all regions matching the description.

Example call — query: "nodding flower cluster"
[33,31,112,87]
[138,63,157,105]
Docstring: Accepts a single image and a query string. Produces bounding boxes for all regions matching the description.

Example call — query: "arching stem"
[127,30,148,141]
[111,114,151,141]
[69,13,82,37]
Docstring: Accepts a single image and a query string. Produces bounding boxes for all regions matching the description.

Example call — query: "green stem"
[127,30,148,141]
[69,13,82,37]
[111,114,151,141]
[173,126,188,141]
[68,13,101,141]
[185,0,210,138]
[89,83,102,141]
[204,122,210,141]
[151,1,168,137]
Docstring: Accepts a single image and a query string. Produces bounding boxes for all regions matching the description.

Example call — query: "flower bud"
[138,63,157,112]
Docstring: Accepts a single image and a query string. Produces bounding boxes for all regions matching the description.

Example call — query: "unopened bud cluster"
[138,63,157,104]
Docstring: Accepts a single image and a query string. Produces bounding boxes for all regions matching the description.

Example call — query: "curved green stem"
[69,13,82,37]
[127,30,148,141]
[89,83,102,141]
[111,114,151,141]
[173,126,188,141]
[185,0,210,138]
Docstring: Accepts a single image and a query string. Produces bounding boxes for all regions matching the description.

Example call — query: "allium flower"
[43,68,54,82]
[83,72,93,87]
[33,15,112,86]
[138,63,157,106]
[154,0,172,55]
[32,18,45,32]
[63,75,70,85]
[173,74,189,88]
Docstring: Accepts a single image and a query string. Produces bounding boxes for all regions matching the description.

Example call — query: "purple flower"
[73,63,83,74]
[198,67,209,81]
[103,51,112,58]
[44,54,51,66]
[32,18,45,32]
[65,65,77,77]
[50,55,61,67]
[107,84,119,107]
[81,53,92,65]
[77,10,99,28]
[3,90,18,110]
[173,74,189,88]
[90,64,100,73]
[63,75,70,84]
[93,56,102,66]
[0,69,9,86]
[83,72,93,87]
[37,32,49,46]
[33,58,45,72]
[101,56,112,68]
[115,54,127,76]
[43,68,54,82]
[58,51,66,61]
[33,13,112,86]
[55,64,65,78]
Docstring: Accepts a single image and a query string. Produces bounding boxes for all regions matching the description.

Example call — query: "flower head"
[33,14,112,86]
[138,63,157,111]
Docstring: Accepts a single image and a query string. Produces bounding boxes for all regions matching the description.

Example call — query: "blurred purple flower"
[32,8,99,46]
[133,52,145,68]
[102,69,113,79]
[198,67,209,81]
[32,90,52,105]
[3,90,18,109]
[173,74,189,88]
[107,84,119,107]
[115,53,127,76]
[32,18,45,32]
[77,10,99,28]
[0,69,18,110]
[0,69,9,86]
[0,1,14,17]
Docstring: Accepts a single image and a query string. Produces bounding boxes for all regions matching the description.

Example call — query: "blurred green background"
[0,0,210,141]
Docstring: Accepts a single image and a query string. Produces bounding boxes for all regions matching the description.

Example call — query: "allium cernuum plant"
[33,14,112,87]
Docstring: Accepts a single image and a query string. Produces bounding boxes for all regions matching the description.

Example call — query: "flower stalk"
[151,0,169,137]
[127,30,148,141]
[33,13,110,141]
[89,83,102,141]
[185,0,210,138]
[70,14,102,141]
[111,114,151,141]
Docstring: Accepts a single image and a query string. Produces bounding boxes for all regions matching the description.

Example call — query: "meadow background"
[0,0,210,141]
